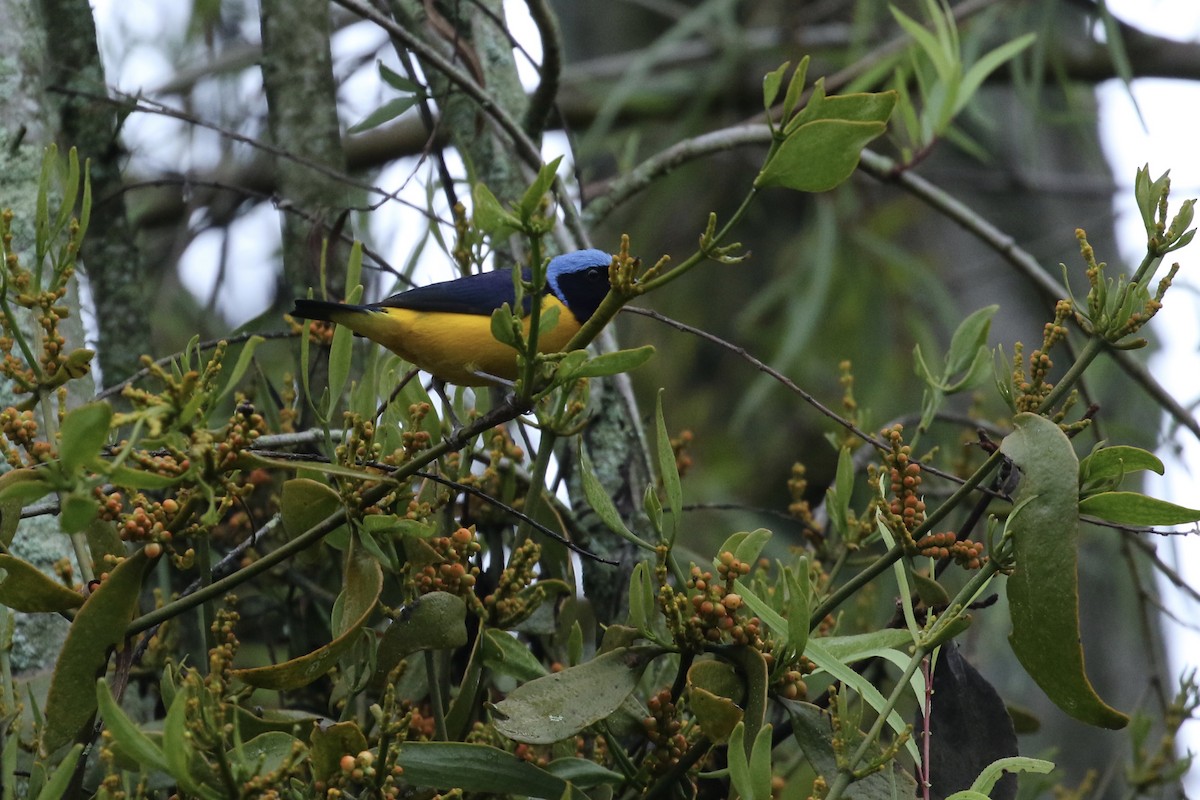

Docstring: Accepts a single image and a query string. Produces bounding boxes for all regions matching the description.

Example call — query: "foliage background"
[1,0,1199,797]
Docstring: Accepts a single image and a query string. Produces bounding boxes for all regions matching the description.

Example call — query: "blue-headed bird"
[291,249,613,386]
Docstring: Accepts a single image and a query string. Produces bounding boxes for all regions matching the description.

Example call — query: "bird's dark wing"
[376,269,529,316]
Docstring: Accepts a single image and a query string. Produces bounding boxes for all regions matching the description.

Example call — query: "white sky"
[1098,2,1200,792]
[88,0,1200,790]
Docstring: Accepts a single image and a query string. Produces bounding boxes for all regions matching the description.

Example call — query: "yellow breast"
[339,295,582,386]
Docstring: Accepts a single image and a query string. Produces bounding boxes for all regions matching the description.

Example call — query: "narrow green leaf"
[749,723,774,800]
[379,61,421,93]
[490,646,660,744]
[805,638,921,763]
[544,757,624,788]
[958,34,1036,115]
[163,684,223,800]
[215,335,266,403]
[968,756,1055,795]
[348,96,421,134]
[944,305,999,377]
[373,592,469,690]
[518,156,564,220]
[106,465,183,490]
[579,443,654,550]
[396,741,567,796]
[1079,445,1165,488]
[34,744,83,800]
[42,548,157,753]
[627,561,650,632]
[781,55,811,121]
[762,62,791,111]
[784,566,809,659]
[1079,492,1200,526]
[568,345,655,379]
[58,401,113,472]
[1001,413,1128,729]
[96,678,170,773]
[726,723,753,800]
[0,554,84,612]
[655,390,683,539]
[890,4,954,80]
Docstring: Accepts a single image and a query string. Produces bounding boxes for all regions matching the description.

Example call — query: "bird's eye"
[587,267,604,280]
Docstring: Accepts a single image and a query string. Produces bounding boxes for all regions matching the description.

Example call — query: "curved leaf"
[756,118,890,193]
[490,646,661,744]
[396,741,566,796]
[1079,491,1200,526]
[58,401,112,472]
[232,533,382,690]
[1001,413,1128,729]
[0,554,84,612]
[372,591,469,689]
[42,548,156,753]
[96,678,169,773]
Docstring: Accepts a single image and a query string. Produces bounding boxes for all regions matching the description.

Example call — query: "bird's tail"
[291,298,371,323]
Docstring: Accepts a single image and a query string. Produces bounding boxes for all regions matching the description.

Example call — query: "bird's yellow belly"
[355,296,581,386]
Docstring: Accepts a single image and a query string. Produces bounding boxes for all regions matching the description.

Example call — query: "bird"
[291,249,613,386]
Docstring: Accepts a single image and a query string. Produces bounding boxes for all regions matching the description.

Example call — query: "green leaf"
[490,305,519,348]
[34,744,83,800]
[967,756,1055,796]
[60,491,99,534]
[472,183,521,237]
[97,678,170,774]
[490,646,660,744]
[311,721,368,782]
[348,96,421,134]
[373,592,469,689]
[958,33,1036,115]
[945,305,999,377]
[58,401,112,472]
[1079,445,1164,489]
[687,660,744,743]
[482,627,548,682]
[782,700,919,800]
[232,533,382,690]
[749,723,774,800]
[106,464,183,490]
[395,741,567,797]
[655,390,683,541]
[755,118,890,193]
[565,345,655,379]
[781,56,811,121]
[626,561,653,632]
[163,683,223,800]
[518,156,564,221]
[1001,413,1128,729]
[579,443,654,550]
[544,757,625,788]
[727,723,754,800]
[379,61,421,93]
[762,62,791,111]
[783,565,809,659]
[1079,491,1200,526]
[215,335,266,403]
[805,636,921,764]
[0,554,84,612]
[42,547,157,754]
[230,732,303,778]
